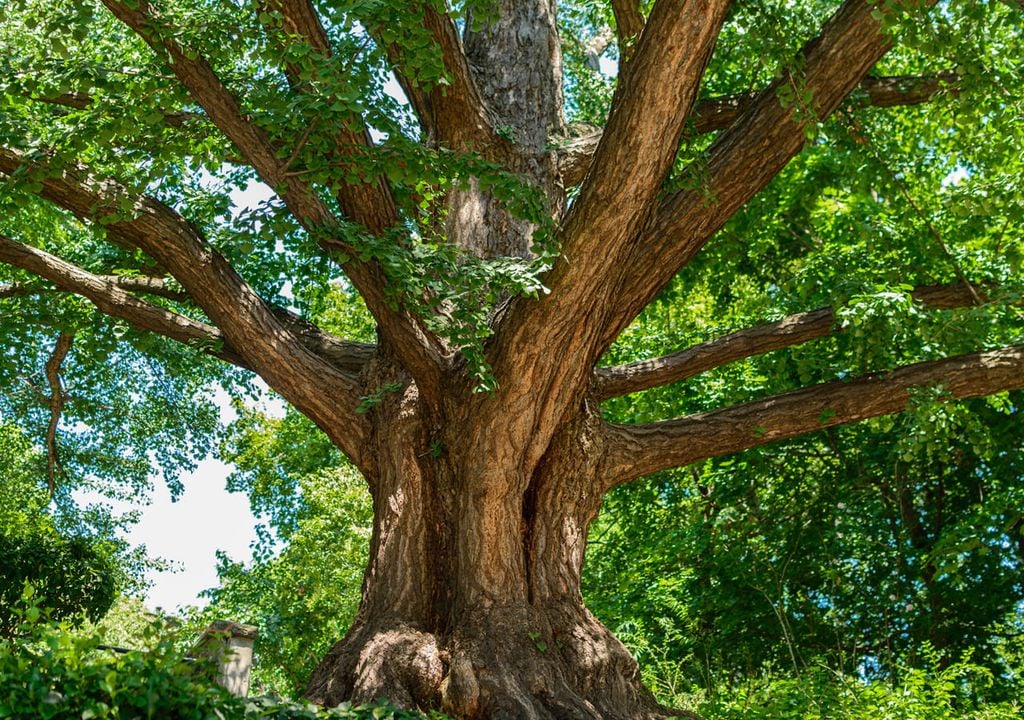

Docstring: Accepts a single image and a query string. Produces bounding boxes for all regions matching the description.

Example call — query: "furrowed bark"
[557,72,959,187]
[602,345,1024,486]
[559,0,730,259]
[484,0,731,465]
[602,0,937,352]
[0,148,371,462]
[373,5,502,152]
[611,0,646,58]
[594,282,994,400]
[100,0,443,399]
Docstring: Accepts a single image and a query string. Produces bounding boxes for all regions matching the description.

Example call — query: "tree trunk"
[305,5,691,716]
[305,394,680,719]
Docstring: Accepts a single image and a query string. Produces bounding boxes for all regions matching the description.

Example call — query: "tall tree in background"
[1,0,1021,717]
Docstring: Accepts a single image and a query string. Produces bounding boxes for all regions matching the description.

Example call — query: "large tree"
[1,0,1021,716]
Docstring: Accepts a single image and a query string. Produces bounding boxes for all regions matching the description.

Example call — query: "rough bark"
[3,0,1020,718]
[602,345,1024,485]
[594,282,996,400]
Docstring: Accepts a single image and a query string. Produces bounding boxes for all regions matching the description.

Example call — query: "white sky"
[74,179,282,614]
[74,385,285,612]
[122,456,258,612]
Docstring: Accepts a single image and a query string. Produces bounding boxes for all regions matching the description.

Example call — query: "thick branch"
[557,73,957,187]
[374,6,500,152]
[558,0,731,259]
[0,148,372,461]
[611,0,646,57]
[602,345,1024,486]
[0,234,375,377]
[487,0,731,445]
[100,0,442,396]
[605,0,937,350]
[262,0,401,232]
[595,283,989,400]
[44,332,74,496]
[0,233,246,367]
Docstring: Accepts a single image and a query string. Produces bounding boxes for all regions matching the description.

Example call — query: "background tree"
[0,422,129,637]
[197,406,373,696]
[1,0,1022,718]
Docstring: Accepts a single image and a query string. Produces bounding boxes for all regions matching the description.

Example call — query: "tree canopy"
[1,0,1022,716]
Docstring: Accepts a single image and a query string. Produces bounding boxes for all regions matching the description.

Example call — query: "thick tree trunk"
[305,5,681,715]
[305,396,679,719]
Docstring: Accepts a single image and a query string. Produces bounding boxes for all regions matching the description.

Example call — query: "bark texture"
[3,1,1020,718]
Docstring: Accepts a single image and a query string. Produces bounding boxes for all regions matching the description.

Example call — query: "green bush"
[0,589,440,720]
[0,530,118,639]
[637,649,1024,720]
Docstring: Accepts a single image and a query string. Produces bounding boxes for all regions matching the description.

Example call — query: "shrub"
[0,589,442,720]
[0,529,117,638]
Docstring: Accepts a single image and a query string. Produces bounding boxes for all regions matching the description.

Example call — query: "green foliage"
[0,590,443,719]
[0,422,137,639]
[0,533,117,639]
[200,408,371,697]
[690,658,1022,720]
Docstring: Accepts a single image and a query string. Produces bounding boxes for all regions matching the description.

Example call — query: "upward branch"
[372,5,502,152]
[488,0,731,444]
[604,0,935,351]
[100,0,443,396]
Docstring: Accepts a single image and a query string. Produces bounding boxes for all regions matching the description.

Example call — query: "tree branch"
[602,345,1024,487]
[557,73,958,187]
[99,0,443,398]
[603,0,938,351]
[0,148,373,461]
[0,233,243,367]
[0,234,376,377]
[260,0,401,231]
[488,0,731,439]
[611,0,646,59]
[558,0,731,260]
[44,332,74,496]
[371,5,501,152]
[594,282,991,400]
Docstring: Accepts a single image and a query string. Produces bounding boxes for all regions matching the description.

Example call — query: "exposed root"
[306,619,445,709]
[308,605,697,720]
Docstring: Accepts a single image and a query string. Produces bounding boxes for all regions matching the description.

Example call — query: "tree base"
[306,604,695,720]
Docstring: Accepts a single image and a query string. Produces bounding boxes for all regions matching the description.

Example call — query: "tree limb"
[99,0,443,398]
[1,233,242,367]
[602,345,1024,487]
[594,283,991,400]
[371,5,502,152]
[0,148,373,461]
[0,234,375,378]
[488,0,731,445]
[557,73,958,187]
[611,0,646,59]
[44,332,74,496]
[603,0,938,352]
[260,0,401,232]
